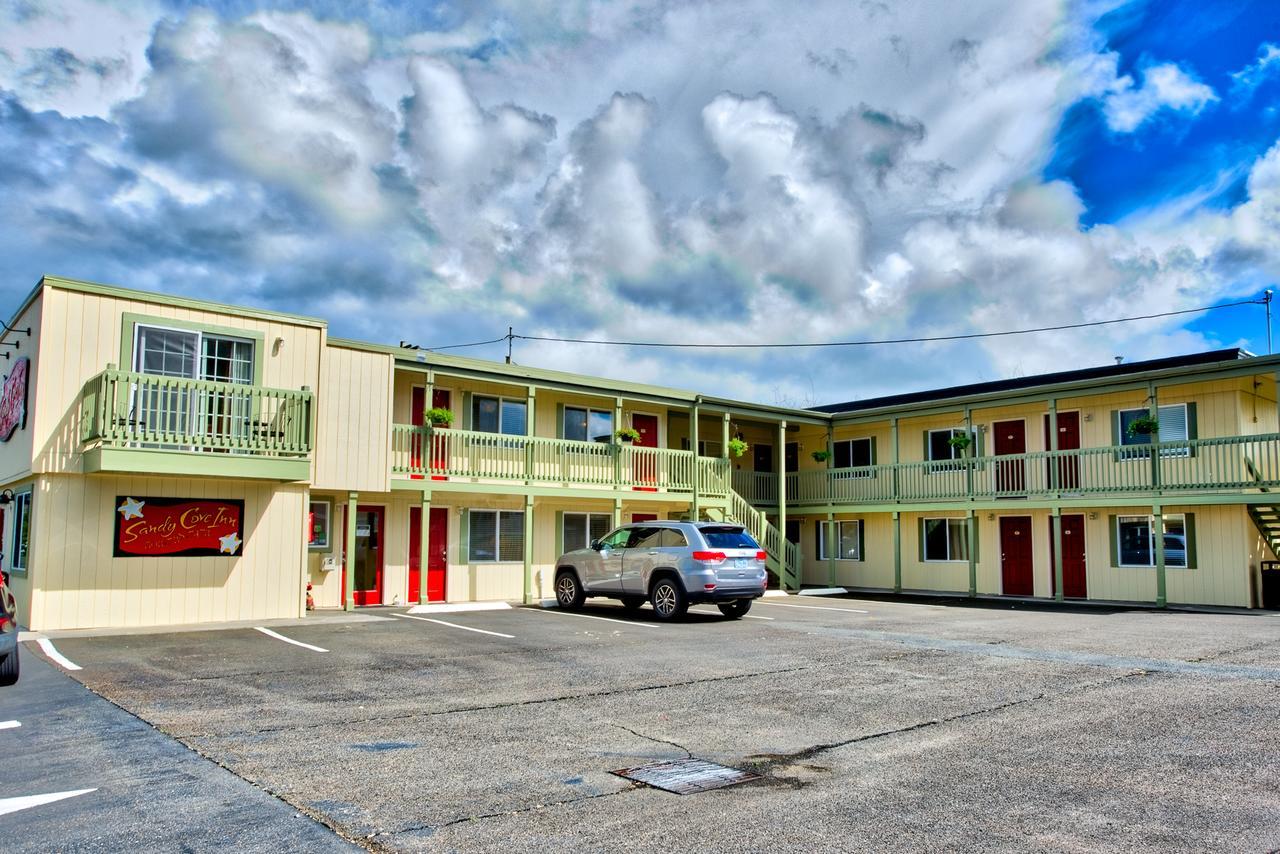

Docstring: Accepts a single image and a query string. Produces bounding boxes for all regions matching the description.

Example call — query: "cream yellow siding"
[313,344,392,492]
[26,473,306,631]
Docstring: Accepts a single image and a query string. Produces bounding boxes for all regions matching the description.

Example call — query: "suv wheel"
[0,648,18,686]
[717,599,752,619]
[649,577,687,621]
[555,571,585,610]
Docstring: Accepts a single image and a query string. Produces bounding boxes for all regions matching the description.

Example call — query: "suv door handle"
[646,550,660,555]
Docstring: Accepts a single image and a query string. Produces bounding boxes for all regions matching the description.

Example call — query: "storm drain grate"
[610,758,760,794]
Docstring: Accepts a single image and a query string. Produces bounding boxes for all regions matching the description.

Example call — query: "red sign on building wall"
[0,357,29,442]
[114,496,246,558]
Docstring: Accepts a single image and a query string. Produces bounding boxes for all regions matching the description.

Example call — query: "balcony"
[390,425,731,496]
[742,434,1280,507]
[79,369,314,480]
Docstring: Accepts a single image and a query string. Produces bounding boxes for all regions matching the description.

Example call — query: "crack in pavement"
[745,669,1149,774]
[610,723,693,759]
[152,665,821,739]
[376,784,641,840]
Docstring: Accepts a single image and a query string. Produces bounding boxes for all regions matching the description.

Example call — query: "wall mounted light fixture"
[0,490,14,506]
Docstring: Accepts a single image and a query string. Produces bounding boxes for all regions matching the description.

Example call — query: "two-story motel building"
[4,276,1279,630]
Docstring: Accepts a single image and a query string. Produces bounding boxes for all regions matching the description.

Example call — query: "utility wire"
[417,335,510,352]
[506,297,1266,350]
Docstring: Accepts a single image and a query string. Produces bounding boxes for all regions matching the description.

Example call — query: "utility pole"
[1266,290,1274,355]
[506,326,514,364]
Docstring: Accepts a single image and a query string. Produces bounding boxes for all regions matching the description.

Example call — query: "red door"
[343,505,384,606]
[993,419,1027,495]
[410,388,451,479]
[408,506,448,603]
[1049,514,1088,598]
[1044,411,1081,491]
[631,513,659,523]
[999,516,1034,596]
[632,414,659,489]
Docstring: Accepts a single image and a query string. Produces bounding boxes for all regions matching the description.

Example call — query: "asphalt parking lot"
[15,595,1280,852]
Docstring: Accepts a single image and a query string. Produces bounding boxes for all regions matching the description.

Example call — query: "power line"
[506,297,1267,350]
[413,334,510,352]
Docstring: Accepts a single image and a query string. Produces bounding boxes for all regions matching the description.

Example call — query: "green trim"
[1185,511,1198,569]
[307,498,333,552]
[555,510,565,558]
[459,509,470,564]
[811,493,1280,513]
[120,312,266,387]
[42,275,325,328]
[1108,515,1119,567]
[8,483,33,577]
[83,447,310,482]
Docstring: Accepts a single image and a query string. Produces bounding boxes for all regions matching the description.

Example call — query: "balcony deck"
[390,425,731,498]
[79,369,314,480]
[732,434,1280,509]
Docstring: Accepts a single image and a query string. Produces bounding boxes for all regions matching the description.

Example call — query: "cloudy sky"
[2,0,1278,406]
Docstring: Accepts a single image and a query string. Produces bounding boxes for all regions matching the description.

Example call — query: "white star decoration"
[117,497,145,520]
[218,532,242,555]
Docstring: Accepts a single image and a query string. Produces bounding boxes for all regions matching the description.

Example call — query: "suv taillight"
[756,550,768,561]
[692,551,727,564]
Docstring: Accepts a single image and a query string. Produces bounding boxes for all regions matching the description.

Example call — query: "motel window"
[1115,514,1191,568]
[680,439,723,457]
[468,510,525,562]
[473,396,527,436]
[927,428,969,462]
[135,325,255,385]
[563,512,612,552]
[563,407,613,443]
[816,519,863,561]
[922,518,969,562]
[308,500,331,550]
[11,490,30,574]
[833,438,874,478]
[1117,403,1192,457]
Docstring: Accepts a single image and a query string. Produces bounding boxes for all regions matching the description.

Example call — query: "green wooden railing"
[732,470,780,504]
[780,433,1280,505]
[80,369,313,457]
[391,424,724,491]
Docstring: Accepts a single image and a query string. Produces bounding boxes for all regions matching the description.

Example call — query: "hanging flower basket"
[811,449,832,463]
[616,427,641,443]
[947,433,972,451]
[426,407,454,427]
[728,438,749,458]
[1126,415,1159,437]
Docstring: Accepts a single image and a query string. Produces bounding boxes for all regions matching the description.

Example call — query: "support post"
[891,417,900,501]
[1153,503,1167,608]
[778,419,790,590]
[419,491,431,605]
[967,509,977,598]
[964,406,974,500]
[344,491,358,612]
[691,399,700,521]
[1148,381,1161,492]
[826,426,835,502]
[523,495,535,605]
[1048,398,1059,495]
[1051,509,1064,603]
[721,412,731,458]
[826,511,836,587]
[613,396,624,488]
[613,497,623,529]
[525,386,536,484]
[892,511,902,593]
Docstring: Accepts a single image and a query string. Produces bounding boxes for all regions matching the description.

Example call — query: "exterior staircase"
[703,469,801,590]
[1244,457,1280,557]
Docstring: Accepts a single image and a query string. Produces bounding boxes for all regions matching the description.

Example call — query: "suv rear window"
[700,527,759,549]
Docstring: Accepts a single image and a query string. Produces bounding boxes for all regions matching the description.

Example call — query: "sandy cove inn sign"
[114,496,246,558]
[0,357,29,442]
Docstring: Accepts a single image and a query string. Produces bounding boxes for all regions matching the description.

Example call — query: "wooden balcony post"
[892,511,902,593]
[523,495,535,605]
[419,491,431,606]
[826,425,835,502]
[777,419,790,589]
[967,509,977,598]
[344,491,358,612]
[613,396,623,488]
[691,399,700,520]
[722,412,730,459]
[1051,509,1064,602]
[891,417,899,501]
[525,387,536,484]
[1048,398,1059,495]
[964,405,974,500]
[1153,503,1167,608]
[1149,381,1161,492]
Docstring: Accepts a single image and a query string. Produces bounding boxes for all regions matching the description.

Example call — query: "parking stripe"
[532,608,659,629]
[0,788,97,817]
[391,612,515,638]
[36,638,82,670]
[756,601,870,615]
[253,627,329,652]
[0,721,19,730]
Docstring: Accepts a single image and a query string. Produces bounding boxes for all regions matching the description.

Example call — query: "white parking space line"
[391,612,516,638]
[36,638,82,670]
[0,788,97,817]
[756,601,870,615]
[532,608,659,629]
[688,608,774,621]
[253,627,329,652]
[0,720,19,730]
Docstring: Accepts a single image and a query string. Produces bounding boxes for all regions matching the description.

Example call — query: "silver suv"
[553,521,767,620]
